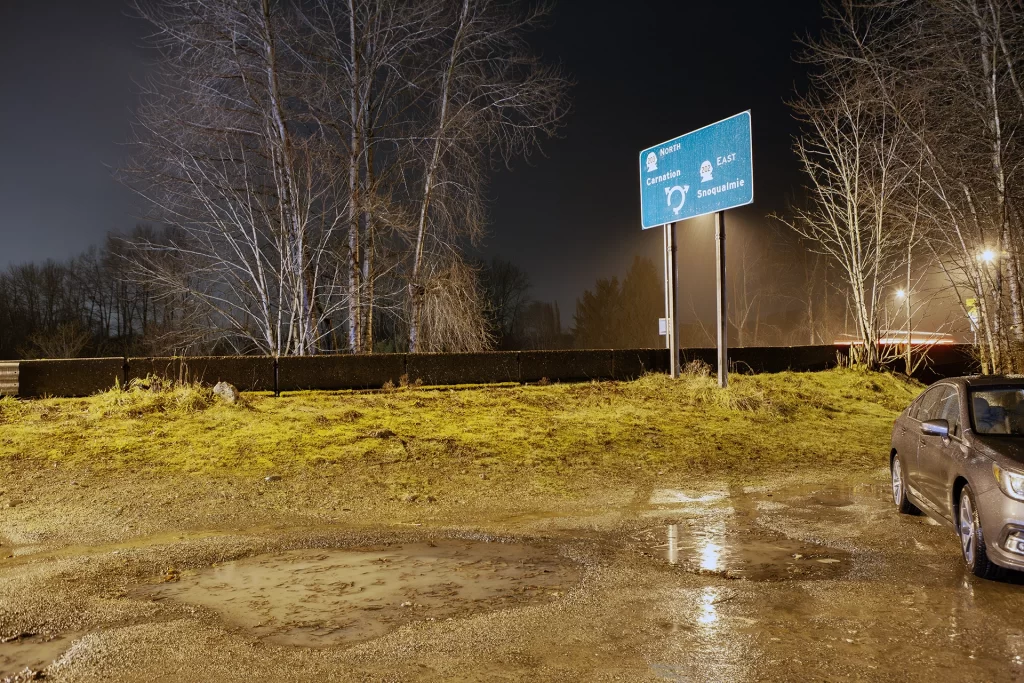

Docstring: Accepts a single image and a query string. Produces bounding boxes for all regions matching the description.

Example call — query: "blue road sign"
[639,111,753,229]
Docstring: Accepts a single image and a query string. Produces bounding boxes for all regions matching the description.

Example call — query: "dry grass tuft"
[0,395,26,424]
[94,375,218,417]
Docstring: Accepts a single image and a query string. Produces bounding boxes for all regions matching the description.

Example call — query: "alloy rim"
[892,459,903,505]
[959,493,975,566]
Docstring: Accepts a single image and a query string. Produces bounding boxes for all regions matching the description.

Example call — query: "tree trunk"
[409,0,471,352]
[347,0,362,353]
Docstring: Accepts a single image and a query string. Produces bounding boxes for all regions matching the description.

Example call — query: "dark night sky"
[0,0,824,324]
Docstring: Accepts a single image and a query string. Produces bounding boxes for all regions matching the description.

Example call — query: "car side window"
[909,390,931,420]
[913,385,945,422]
[936,387,961,437]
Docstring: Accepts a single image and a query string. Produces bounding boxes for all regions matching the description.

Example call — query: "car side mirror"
[921,419,950,438]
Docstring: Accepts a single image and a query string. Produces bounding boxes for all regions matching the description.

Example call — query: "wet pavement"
[3,473,1024,681]
[634,521,851,580]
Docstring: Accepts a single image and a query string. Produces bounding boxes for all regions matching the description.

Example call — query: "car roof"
[960,375,1024,387]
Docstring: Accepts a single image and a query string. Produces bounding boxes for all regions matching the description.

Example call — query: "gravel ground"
[2,462,1024,682]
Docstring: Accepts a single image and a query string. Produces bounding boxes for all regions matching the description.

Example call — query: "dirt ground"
[3,459,1024,682]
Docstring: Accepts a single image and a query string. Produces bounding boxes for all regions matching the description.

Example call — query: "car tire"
[891,453,920,515]
[958,484,1000,580]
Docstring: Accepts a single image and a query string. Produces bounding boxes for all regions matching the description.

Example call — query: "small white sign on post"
[659,318,668,336]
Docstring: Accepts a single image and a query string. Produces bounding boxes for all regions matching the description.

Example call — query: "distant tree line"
[0,231,862,358]
[0,227,226,359]
[0,242,570,359]
[568,237,854,351]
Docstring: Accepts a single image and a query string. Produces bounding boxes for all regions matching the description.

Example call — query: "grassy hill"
[0,368,920,500]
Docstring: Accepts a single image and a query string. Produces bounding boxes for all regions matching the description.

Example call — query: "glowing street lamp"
[980,249,997,264]
[895,289,906,300]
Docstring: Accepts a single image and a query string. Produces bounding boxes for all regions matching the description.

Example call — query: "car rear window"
[970,387,1024,435]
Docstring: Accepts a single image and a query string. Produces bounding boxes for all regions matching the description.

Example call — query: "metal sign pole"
[663,224,670,352]
[715,211,727,388]
[667,222,679,378]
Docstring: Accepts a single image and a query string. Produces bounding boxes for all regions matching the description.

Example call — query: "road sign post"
[666,222,679,378]
[715,211,727,388]
[638,111,752,387]
[663,225,669,351]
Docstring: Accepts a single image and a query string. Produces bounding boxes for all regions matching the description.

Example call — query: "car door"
[916,384,963,520]
[902,385,945,490]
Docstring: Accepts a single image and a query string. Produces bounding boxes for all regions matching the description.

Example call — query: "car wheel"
[958,484,1000,579]
[891,454,920,515]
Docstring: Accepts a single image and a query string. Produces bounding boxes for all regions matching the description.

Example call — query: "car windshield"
[970,387,1024,435]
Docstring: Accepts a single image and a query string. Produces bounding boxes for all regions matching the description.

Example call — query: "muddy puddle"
[637,487,858,581]
[137,539,577,646]
[0,632,78,677]
[636,523,850,580]
[779,484,891,509]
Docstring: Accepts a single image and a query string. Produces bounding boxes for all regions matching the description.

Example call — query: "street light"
[895,289,906,300]
[980,249,997,264]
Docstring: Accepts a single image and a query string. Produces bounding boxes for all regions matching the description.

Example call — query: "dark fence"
[4,344,979,398]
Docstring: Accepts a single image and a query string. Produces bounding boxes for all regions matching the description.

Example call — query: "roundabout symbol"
[665,184,690,215]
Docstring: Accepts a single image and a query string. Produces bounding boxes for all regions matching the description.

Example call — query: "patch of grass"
[91,375,219,418]
[0,369,922,496]
[0,395,27,424]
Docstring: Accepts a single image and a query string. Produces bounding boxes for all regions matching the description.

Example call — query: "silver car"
[890,376,1024,578]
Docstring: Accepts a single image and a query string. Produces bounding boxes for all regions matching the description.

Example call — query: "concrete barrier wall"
[127,356,275,392]
[731,345,839,373]
[519,350,614,383]
[18,357,125,397]
[612,349,667,380]
[277,354,406,391]
[0,362,18,396]
[6,344,980,397]
[406,352,519,386]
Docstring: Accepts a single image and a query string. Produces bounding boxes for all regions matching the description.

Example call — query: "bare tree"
[24,322,92,360]
[297,0,443,352]
[406,0,568,351]
[123,0,392,356]
[726,230,791,347]
[121,0,566,356]
[780,30,911,369]
[415,256,493,352]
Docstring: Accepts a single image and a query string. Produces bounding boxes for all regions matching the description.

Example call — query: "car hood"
[973,435,1024,467]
